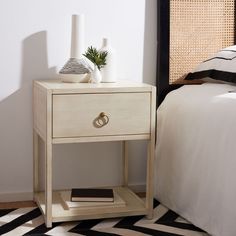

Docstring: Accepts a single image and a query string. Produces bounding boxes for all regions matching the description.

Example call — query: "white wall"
[0,0,157,200]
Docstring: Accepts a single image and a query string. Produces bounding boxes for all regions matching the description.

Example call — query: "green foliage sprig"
[83,46,108,70]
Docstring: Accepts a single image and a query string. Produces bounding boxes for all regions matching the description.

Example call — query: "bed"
[155,1,236,236]
[155,82,236,236]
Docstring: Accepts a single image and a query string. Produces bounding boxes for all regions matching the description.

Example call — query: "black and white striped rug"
[0,200,209,236]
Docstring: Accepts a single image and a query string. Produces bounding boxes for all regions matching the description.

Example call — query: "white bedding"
[155,83,236,236]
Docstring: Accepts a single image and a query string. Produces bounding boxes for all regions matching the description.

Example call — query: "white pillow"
[185,45,236,84]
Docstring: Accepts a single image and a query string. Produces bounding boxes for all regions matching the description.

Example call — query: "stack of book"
[71,188,114,202]
[60,188,126,210]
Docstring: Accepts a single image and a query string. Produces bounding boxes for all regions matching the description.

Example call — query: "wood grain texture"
[45,90,53,228]
[33,80,156,227]
[146,87,156,219]
[122,141,129,187]
[52,134,150,144]
[34,79,153,94]
[0,201,36,209]
[53,93,150,138]
[33,82,48,141]
[33,130,39,195]
[34,187,147,223]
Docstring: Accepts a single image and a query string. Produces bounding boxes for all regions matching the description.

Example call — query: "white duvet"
[155,83,236,236]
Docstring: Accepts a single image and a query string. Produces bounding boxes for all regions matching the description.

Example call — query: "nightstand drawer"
[52,93,150,138]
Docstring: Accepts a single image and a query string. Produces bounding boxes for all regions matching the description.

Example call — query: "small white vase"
[100,38,117,83]
[89,65,102,83]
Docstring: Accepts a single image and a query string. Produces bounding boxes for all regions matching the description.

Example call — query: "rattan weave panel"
[170,0,235,84]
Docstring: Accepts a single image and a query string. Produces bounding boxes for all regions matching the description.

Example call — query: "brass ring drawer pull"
[98,112,109,126]
[93,112,109,128]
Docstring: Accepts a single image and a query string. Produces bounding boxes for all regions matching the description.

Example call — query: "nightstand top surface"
[34,79,155,94]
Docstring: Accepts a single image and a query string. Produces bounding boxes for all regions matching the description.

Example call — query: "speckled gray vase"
[59,58,92,83]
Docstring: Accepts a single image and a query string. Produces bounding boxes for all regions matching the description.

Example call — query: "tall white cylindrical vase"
[70,14,85,59]
[100,38,117,83]
[59,14,92,83]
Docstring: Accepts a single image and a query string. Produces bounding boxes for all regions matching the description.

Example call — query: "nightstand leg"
[146,140,154,219]
[33,130,39,198]
[122,141,129,187]
[45,141,52,228]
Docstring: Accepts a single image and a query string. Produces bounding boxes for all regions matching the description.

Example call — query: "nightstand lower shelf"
[34,187,148,223]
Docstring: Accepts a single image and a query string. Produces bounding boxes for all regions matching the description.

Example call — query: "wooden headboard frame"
[157,0,236,106]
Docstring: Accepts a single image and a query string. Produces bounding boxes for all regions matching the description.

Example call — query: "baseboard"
[0,183,146,202]
[0,192,33,202]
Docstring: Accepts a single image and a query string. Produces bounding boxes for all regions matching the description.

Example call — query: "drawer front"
[52,93,150,138]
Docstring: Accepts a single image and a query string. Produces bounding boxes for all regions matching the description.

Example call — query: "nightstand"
[33,79,156,227]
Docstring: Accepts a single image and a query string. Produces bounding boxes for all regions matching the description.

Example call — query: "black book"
[71,188,114,202]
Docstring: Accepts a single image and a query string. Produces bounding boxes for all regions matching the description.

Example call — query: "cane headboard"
[157,0,236,105]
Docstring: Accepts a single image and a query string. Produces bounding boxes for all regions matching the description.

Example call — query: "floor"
[0,201,36,209]
[0,197,208,236]
[0,192,146,209]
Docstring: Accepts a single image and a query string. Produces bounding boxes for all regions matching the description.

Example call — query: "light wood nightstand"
[33,79,156,227]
